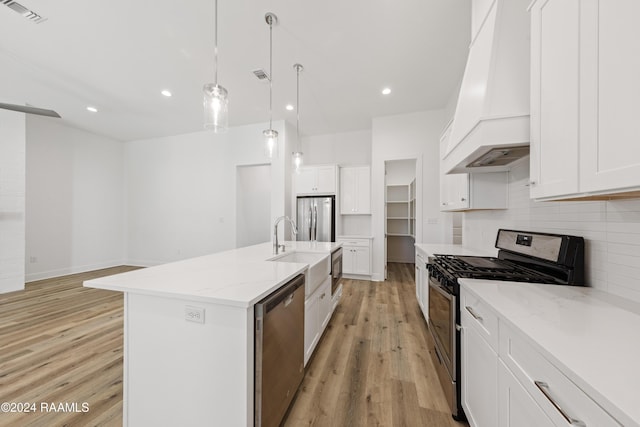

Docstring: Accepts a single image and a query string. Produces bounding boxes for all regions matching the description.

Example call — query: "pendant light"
[292,63,304,172]
[203,0,229,132]
[263,13,278,158]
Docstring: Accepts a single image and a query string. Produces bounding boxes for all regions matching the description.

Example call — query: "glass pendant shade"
[203,83,229,133]
[263,129,278,158]
[292,151,304,172]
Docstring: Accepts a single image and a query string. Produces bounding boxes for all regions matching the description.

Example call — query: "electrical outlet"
[185,306,205,324]
[427,218,438,225]
[29,256,37,263]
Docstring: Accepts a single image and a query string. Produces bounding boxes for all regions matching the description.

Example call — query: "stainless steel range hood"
[443,0,531,174]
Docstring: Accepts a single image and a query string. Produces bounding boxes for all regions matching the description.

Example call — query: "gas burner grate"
[432,254,559,283]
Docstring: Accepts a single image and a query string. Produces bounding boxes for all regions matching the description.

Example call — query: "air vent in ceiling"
[2,0,47,23]
[252,69,270,81]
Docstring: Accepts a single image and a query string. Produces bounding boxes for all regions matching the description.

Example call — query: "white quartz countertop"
[84,241,341,308]
[460,279,640,427]
[414,243,496,258]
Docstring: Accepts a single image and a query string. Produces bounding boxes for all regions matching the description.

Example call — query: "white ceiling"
[0,0,471,142]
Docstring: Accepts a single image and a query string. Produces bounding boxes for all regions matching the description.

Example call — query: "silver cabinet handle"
[534,381,586,427]
[320,293,326,299]
[461,197,466,201]
[529,180,537,186]
[465,306,483,322]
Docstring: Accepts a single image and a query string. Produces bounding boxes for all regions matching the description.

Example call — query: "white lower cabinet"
[500,322,620,427]
[461,325,498,427]
[337,237,372,276]
[304,276,332,366]
[461,292,498,427]
[415,251,428,320]
[498,360,553,427]
[461,285,622,427]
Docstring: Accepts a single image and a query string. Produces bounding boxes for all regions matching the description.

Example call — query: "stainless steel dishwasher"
[254,274,305,427]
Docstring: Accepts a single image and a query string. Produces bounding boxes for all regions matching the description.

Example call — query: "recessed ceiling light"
[86,106,98,113]
[382,88,391,95]
[161,90,172,97]
[286,104,294,111]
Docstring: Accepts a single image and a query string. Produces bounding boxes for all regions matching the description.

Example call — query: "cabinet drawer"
[500,323,621,427]
[336,238,370,248]
[460,288,499,351]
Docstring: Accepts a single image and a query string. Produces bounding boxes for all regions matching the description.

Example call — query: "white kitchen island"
[84,241,341,427]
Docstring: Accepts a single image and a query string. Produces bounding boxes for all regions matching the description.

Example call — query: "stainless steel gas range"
[426,229,585,421]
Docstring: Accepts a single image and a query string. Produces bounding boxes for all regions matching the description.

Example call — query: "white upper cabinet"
[529,0,580,199]
[295,165,337,195]
[530,0,640,200]
[580,0,640,193]
[340,166,371,215]
[440,120,508,211]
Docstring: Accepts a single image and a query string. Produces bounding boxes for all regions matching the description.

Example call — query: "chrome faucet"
[273,216,298,254]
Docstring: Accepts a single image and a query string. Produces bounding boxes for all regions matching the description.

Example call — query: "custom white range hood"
[443,0,531,174]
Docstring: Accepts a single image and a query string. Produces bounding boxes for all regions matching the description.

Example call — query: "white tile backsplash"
[463,160,640,303]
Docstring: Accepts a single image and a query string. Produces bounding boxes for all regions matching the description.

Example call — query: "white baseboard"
[343,273,372,281]
[25,259,127,283]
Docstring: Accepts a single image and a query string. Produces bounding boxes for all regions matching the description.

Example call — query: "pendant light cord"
[269,17,273,129]
[296,65,300,149]
[214,0,219,85]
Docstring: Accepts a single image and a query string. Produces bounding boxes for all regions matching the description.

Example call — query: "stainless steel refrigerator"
[296,196,335,242]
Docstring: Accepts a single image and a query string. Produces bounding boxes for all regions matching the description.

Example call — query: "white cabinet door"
[462,314,498,427]
[445,174,470,211]
[296,168,318,195]
[580,0,640,193]
[354,167,371,214]
[304,292,319,366]
[530,0,580,199]
[296,166,337,195]
[342,246,355,274]
[498,361,554,427]
[420,264,429,320]
[315,166,336,194]
[352,247,370,275]
[340,166,370,214]
[318,278,332,331]
[340,167,357,214]
[415,259,423,311]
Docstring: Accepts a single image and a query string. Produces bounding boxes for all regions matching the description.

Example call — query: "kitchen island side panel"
[124,292,253,427]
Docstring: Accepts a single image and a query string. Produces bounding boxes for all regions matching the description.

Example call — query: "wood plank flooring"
[0,263,467,427]
[284,263,468,427]
[0,266,138,427]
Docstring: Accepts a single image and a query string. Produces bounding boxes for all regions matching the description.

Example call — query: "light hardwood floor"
[0,266,138,427]
[285,263,467,427]
[0,263,466,427]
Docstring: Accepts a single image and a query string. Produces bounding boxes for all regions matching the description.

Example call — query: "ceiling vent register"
[2,0,47,23]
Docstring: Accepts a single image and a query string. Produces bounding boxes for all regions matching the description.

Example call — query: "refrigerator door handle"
[308,205,313,240]
[313,204,318,241]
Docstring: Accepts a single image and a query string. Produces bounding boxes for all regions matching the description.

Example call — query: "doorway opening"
[236,164,271,248]
[384,159,417,279]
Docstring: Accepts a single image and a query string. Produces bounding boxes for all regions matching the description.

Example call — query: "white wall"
[126,120,290,266]
[25,116,125,282]
[301,130,372,166]
[0,109,26,293]
[464,160,640,303]
[371,109,449,280]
